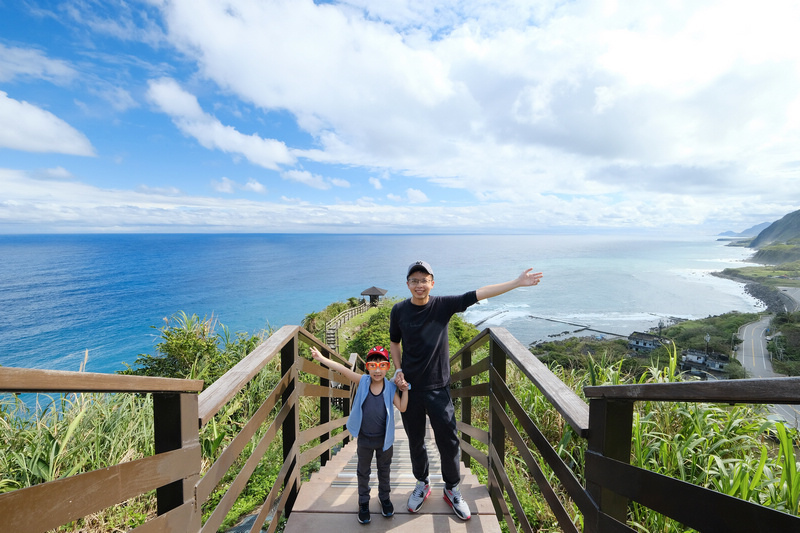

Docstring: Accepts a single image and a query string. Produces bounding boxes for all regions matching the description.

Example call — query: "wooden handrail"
[0,366,203,393]
[324,302,367,331]
[197,324,297,425]
[452,327,589,436]
[584,375,800,403]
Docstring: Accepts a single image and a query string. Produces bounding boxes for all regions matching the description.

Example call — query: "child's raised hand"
[310,346,323,361]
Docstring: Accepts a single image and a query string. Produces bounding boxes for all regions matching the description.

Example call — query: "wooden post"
[487,339,506,517]
[319,355,331,467]
[489,340,506,463]
[153,392,199,517]
[586,398,633,529]
[281,336,300,516]
[342,352,358,446]
[460,347,472,469]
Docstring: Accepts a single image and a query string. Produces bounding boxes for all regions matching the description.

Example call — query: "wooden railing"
[4,324,800,532]
[0,370,205,532]
[0,325,354,533]
[452,327,800,532]
[324,302,367,350]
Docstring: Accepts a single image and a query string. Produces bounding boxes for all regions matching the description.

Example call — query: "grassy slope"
[717,260,800,288]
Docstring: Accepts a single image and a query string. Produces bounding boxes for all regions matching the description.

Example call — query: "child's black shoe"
[358,502,371,524]
[380,498,394,517]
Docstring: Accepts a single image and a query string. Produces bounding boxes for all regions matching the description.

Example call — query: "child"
[310,345,409,525]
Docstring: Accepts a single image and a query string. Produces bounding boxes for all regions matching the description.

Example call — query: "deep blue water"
[0,233,762,373]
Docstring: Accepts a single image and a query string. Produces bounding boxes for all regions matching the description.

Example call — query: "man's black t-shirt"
[389,291,478,390]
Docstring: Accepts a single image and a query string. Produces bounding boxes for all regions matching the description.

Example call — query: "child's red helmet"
[366,345,390,361]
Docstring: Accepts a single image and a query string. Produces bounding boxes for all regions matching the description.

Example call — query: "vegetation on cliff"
[532,312,757,380]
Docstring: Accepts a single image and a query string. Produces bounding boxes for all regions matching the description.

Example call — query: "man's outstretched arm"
[475,268,543,301]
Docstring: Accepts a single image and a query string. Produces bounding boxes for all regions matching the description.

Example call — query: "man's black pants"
[400,386,461,489]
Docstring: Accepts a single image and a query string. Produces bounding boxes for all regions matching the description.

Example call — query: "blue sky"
[1,0,799,234]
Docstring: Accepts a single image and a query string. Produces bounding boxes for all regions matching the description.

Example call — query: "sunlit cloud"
[0,92,95,155]
[147,78,295,170]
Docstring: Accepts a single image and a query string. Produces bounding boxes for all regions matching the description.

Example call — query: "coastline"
[529,269,780,346]
[710,271,784,313]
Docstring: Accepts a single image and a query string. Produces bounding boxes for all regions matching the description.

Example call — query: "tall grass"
[1,391,157,530]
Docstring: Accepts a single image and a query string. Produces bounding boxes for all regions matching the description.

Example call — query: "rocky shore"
[710,271,785,313]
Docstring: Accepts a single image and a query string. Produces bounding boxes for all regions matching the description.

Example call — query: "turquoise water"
[0,233,762,373]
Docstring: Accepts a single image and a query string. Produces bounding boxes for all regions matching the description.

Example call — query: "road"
[738,316,779,377]
[778,286,800,312]
[737,293,800,427]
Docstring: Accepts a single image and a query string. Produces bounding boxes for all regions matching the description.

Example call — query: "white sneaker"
[407,479,431,513]
[443,485,471,520]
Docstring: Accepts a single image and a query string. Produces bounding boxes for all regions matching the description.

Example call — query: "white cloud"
[281,170,330,190]
[38,167,74,180]
[137,184,182,196]
[243,178,267,193]
[387,188,430,204]
[92,85,138,112]
[369,176,383,190]
[212,177,236,193]
[280,169,350,190]
[0,166,792,234]
[146,78,295,170]
[209,176,267,194]
[0,44,77,83]
[406,188,429,204]
[0,92,95,155]
[150,0,800,222]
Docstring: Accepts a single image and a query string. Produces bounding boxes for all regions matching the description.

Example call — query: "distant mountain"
[750,209,800,248]
[746,209,800,264]
[718,222,771,237]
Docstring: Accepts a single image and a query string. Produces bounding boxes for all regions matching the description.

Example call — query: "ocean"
[0,233,762,374]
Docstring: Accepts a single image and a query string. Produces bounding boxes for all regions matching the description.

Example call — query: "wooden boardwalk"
[284,415,502,532]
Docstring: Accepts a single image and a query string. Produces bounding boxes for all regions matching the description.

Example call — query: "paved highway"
[737,293,800,426]
[738,316,778,377]
[778,286,800,312]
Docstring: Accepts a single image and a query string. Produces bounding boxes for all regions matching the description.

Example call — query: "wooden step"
[286,477,499,532]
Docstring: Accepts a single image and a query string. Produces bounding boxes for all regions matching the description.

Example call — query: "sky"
[1,0,799,235]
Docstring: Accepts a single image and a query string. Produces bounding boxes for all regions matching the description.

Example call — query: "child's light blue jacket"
[346,374,398,451]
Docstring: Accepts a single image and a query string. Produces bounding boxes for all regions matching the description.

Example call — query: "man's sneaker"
[380,498,394,517]
[357,502,370,524]
[443,485,471,520]
[407,479,431,513]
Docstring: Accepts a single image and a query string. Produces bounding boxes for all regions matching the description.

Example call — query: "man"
[389,260,543,520]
